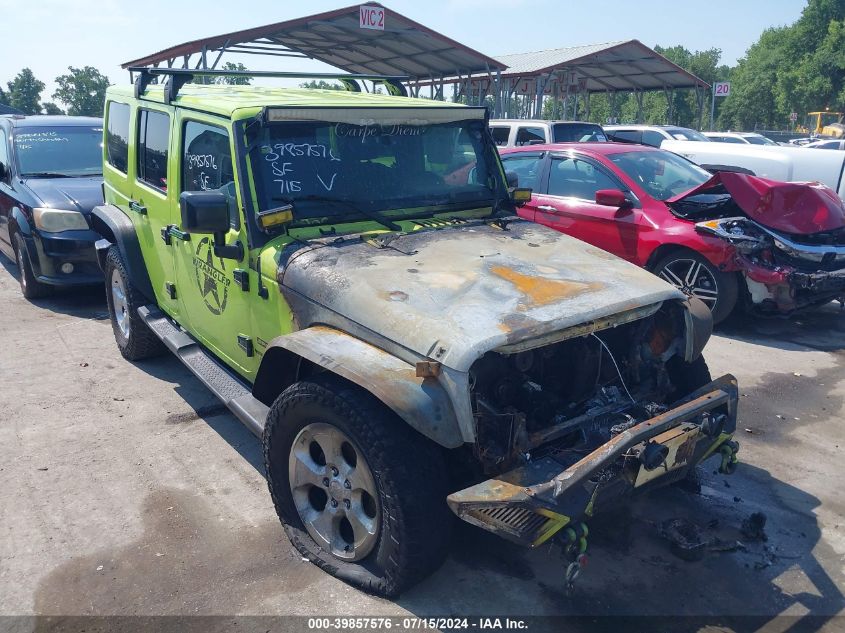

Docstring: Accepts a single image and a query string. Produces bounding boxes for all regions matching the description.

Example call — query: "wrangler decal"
[194,237,230,315]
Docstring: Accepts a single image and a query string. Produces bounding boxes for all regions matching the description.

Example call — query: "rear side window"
[609,129,642,144]
[642,130,666,147]
[490,126,510,146]
[501,153,544,190]
[515,127,546,146]
[137,109,170,192]
[106,101,130,173]
[552,124,607,142]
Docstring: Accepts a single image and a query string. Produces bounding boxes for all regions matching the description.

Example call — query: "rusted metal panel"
[278,221,685,374]
[263,326,464,448]
[447,374,740,545]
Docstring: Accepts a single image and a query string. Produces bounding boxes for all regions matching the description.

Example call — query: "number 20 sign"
[714,82,731,97]
[360,5,385,30]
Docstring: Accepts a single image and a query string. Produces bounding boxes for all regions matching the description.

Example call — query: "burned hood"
[278,221,684,371]
[668,171,845,234]
[23,176,104,215]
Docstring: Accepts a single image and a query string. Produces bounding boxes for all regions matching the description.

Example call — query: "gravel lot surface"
[2,255,844,631]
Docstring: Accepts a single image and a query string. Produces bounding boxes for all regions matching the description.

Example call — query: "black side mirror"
[179,191,243,260]
[509,187,532,206]
[505,170,518,188]
[180,191,229,233]
[0,162,7,181]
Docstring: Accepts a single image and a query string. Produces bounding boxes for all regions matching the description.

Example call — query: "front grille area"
[465,505,551,544]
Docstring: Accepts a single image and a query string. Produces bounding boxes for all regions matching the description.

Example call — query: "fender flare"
[681,297,713,362]
[10,206,32,238]
[90,204,155,301]
[254,326,463,449]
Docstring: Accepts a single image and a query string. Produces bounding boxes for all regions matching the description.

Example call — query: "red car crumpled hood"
[668,171,845,234]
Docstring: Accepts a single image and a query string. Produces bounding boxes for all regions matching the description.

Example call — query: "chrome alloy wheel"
[111,268,130,339]
[288,422,380,561]
[658,258,719,309]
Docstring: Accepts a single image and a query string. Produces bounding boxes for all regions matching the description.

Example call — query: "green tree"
[41,102,65,115]
[7,68,45,115]
[53,66,110,116]
[300,80,344,90]
[718,0,845,131]
[215,62,251,86]
[0,86,8,106]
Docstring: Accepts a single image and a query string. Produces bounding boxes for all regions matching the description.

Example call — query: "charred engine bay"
[470,308,688,472]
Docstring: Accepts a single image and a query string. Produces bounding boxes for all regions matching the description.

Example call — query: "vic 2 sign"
[714,82,731,97]
[360,5,385,30]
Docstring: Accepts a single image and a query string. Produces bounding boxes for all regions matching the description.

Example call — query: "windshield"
[821,113,842,127]
[665,128,710,142]
[248,119,498,227]
[745,135,777,146]
[14,126,103,177]
[552,123,608,143]
[608,149,712,200]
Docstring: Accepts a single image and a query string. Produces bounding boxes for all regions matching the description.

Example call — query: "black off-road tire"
[667,354,713,399]
[13,233,53,299]
[652,251,738,325]
[104,246,165,361]
[263,375,452,597]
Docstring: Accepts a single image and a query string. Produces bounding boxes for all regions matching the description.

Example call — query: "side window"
[641,130,666,147]
[501,153,544,190]
[490,126,510,146]
[105,101,130,173]
[609,129,642,144]
[137,109,170,192]
[515,126,546,146]
[547,157,620,200]
[182,120,239,228]
[0,129,8,179]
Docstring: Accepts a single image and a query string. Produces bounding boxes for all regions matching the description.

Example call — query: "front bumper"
[447,375,739,547]
[741,257,845,313]
[26,229,103,286]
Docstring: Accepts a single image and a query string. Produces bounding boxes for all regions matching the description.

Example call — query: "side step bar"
[138,306,269,437]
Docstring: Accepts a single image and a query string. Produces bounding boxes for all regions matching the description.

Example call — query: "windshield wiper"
[274,195,401,232]
[23,172,73,179]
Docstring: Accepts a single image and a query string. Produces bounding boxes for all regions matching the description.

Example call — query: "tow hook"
[718,440,740,474]
[557,522,589,592]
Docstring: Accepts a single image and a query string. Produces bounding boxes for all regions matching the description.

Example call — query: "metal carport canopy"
[121,3,506,82]
[495,40,709,92]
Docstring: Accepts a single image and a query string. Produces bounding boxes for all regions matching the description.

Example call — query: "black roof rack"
[126,67,410,102]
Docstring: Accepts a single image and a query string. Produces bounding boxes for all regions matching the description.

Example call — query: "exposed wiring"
[591,333,636,403]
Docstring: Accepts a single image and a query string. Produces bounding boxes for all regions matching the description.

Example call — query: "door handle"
[168,226,191,241]
[128,200,147,215]
[161,224,190,243]
[537,205,558,212]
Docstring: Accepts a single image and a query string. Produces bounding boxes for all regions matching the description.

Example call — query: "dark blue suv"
[0,115,104,298]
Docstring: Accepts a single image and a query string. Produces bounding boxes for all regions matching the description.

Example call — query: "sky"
[1,0,806,103]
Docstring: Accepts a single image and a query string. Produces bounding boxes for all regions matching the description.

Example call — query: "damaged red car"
[501,143,845,323]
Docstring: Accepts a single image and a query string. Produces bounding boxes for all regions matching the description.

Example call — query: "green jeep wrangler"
[92,69,739,596]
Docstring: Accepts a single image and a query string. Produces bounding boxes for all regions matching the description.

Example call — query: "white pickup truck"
[662,140,845,201]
